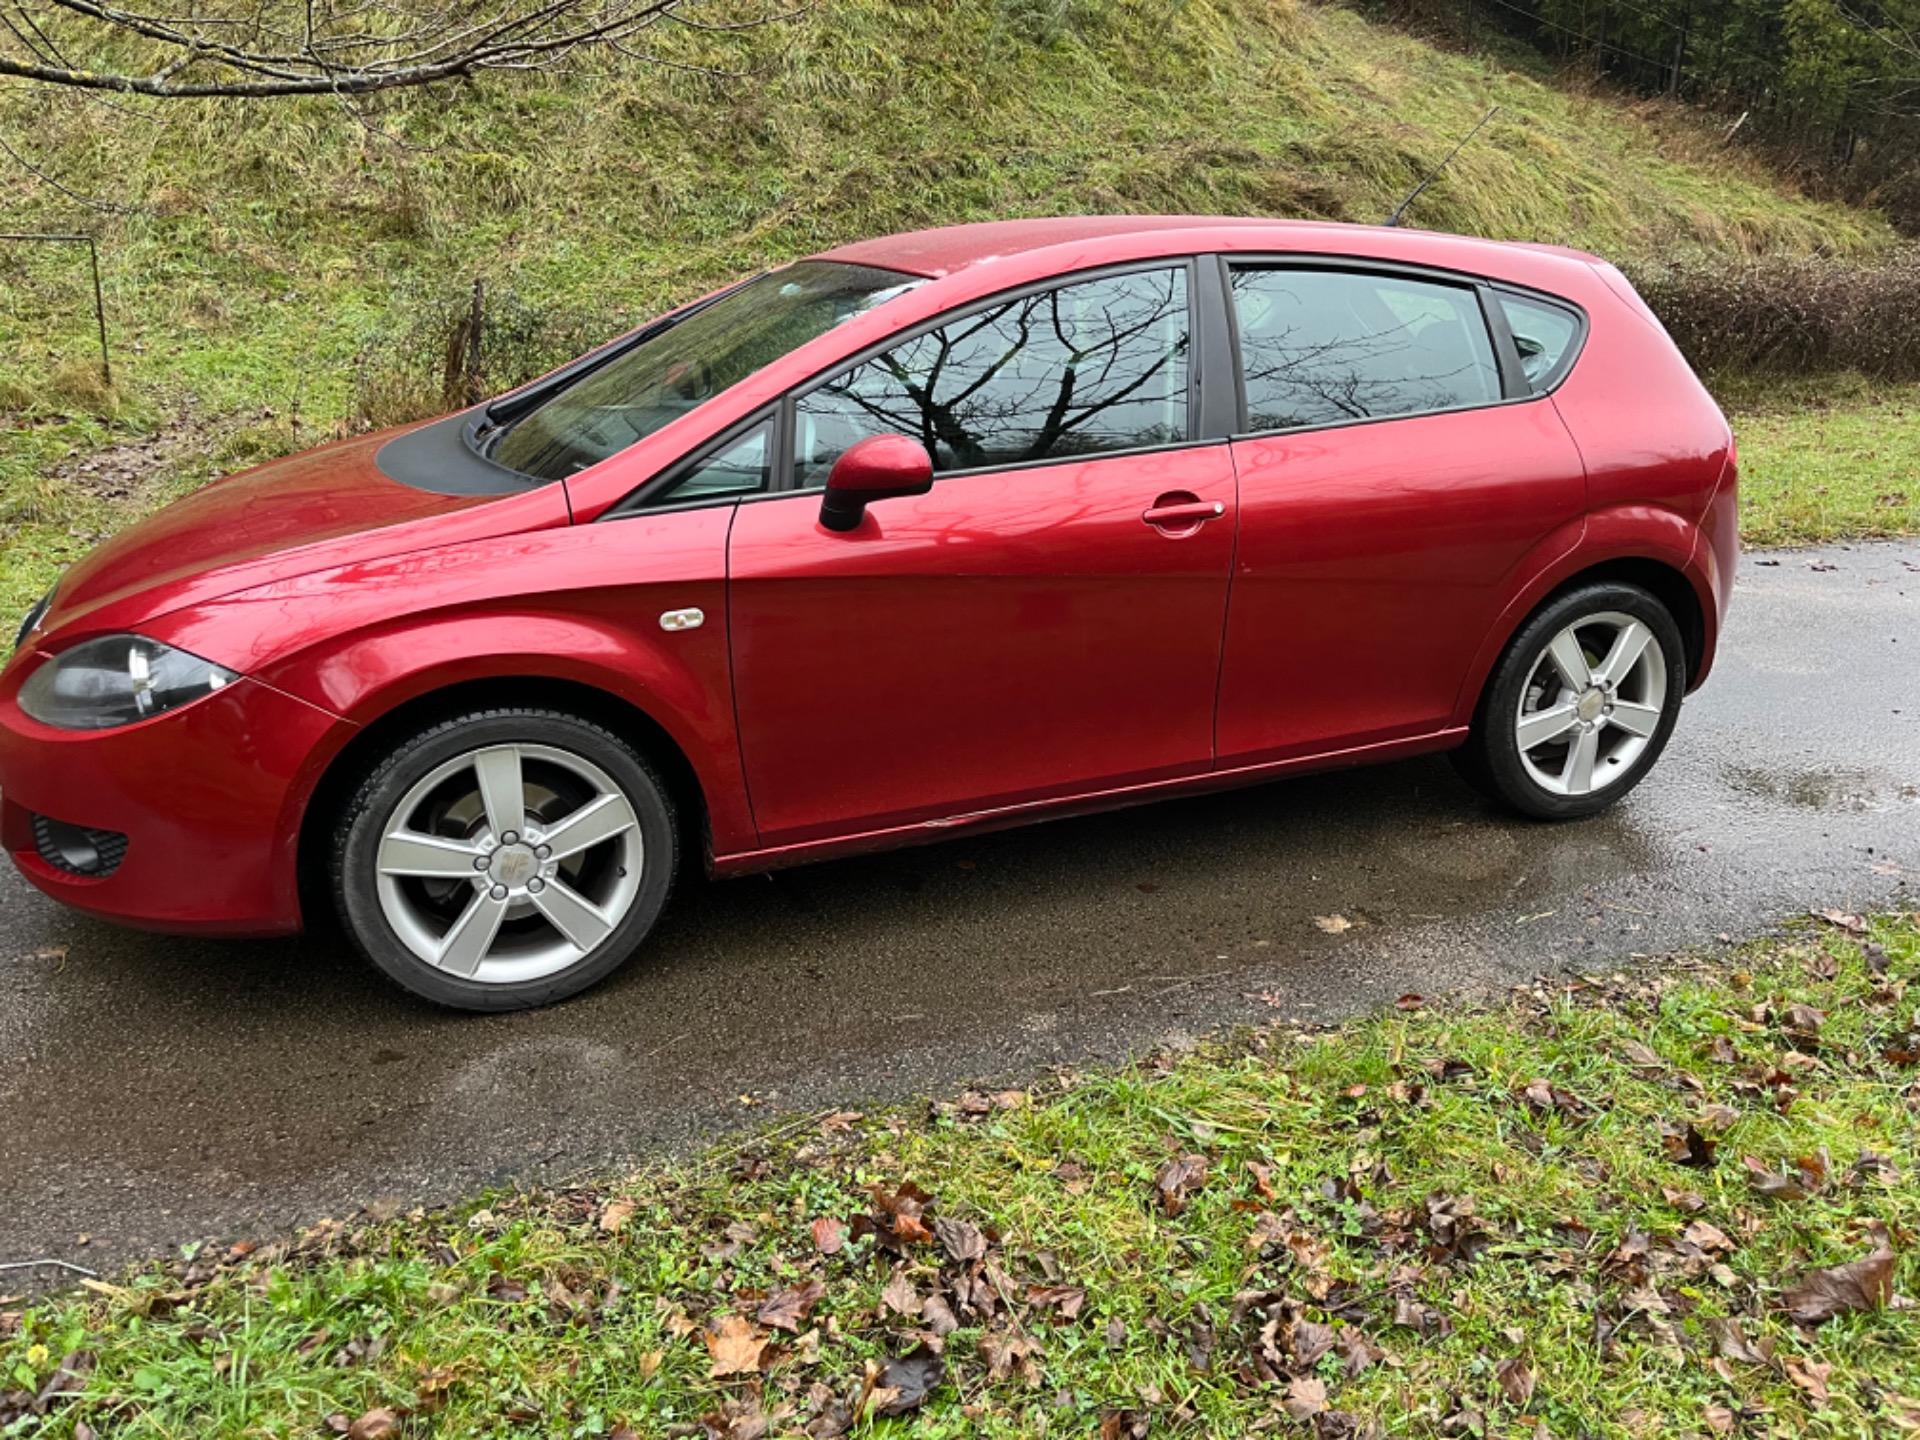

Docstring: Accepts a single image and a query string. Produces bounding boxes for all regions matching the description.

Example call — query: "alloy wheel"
[372,742,643,984]
[1513,610,1668,798]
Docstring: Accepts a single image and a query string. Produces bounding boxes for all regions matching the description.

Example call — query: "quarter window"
[615,420,771,515]
[793,266,1191,487]
[1497,292,1581,392]
[1230,268,1501,433]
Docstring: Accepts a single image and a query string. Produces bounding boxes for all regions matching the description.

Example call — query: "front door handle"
[1142,495,1226,530]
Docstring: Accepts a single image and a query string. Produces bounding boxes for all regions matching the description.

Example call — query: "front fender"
[140,508,756,859]
[1450,504,1715,727]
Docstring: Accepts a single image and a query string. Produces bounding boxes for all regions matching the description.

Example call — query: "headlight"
[12,584,55,652]
[18,635,238,730]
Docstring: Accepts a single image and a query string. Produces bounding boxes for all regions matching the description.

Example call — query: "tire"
[1459,582,1686,821]
[331,708,678,1011]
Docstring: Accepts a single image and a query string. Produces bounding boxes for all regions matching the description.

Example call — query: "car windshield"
[491,261,922,481]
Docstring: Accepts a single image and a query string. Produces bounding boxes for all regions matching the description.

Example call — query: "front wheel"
[331,708,678,1011]
[1455,582,1686,820]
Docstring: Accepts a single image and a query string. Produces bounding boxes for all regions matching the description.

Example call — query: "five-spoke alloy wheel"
[333,709,677,1010]
[1456,582,1687,820]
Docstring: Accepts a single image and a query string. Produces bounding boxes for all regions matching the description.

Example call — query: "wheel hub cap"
[487,843,540,889]
[1513,612,1668,799]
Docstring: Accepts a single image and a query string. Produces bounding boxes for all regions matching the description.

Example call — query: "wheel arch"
[1455,537,1713,732]
[293,675,714,930]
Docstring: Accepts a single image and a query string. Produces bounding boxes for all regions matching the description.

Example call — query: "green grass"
[6,915,1918,1436]
[0,0,1905,619]
[1720,377,1920,548]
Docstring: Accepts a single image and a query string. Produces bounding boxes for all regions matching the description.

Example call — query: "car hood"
[37,423,570,641]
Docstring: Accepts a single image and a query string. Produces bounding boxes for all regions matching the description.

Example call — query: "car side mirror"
[819,434,933,533]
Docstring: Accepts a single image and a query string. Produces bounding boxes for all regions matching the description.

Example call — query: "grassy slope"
[5,916,1916,1436]
[0,0,1903,618]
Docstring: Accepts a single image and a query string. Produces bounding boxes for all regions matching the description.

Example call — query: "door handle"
[1142,498,1226,528]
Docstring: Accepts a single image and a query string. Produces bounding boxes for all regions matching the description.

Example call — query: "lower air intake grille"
[31,813,129,877]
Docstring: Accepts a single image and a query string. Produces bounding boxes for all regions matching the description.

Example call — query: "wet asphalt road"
[2,540,1916,1287]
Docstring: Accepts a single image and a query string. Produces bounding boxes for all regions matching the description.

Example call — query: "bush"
[993,0,1101,45]
[351,281,624,431]
[1629,248,1920,381]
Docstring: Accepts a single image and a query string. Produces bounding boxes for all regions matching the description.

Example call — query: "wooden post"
[465,277,485,406]
[85,236,111,386]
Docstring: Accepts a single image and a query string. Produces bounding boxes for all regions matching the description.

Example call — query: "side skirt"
[709,727,1468,878]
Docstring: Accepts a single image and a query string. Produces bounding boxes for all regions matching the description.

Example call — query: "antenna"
[1383,106,1501,228]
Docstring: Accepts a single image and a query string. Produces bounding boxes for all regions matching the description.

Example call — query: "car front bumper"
[0,652,342,935]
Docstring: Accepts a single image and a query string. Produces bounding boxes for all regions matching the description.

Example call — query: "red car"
[1,217,1738,1010]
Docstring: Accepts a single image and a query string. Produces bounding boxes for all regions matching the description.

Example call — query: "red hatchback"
[1,217,1738,1009]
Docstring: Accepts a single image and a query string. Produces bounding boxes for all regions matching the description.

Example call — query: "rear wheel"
[1456,582,1686,820]
[332,708,677,1011]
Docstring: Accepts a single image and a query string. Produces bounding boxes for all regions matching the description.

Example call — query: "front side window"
[793,266,1191,488]
[1230,268,1501,433]
[493,262,920,481]
[1497,292,1582,392]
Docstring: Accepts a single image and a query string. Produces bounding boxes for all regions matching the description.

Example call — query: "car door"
[727,262,1237,849]
[1215,261,1588,766]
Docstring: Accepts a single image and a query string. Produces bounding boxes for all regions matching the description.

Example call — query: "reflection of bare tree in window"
[798,270,1190,479]
[1230,272,1497,433]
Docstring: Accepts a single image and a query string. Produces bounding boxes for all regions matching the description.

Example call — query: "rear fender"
[1451,504,1712,727]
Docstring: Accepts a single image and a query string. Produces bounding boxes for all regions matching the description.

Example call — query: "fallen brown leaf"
[1683,1220,1735,1254]
[1744,1154,1816,1202]
[348,1409,401,1440]
[1291,1317,1335,1368]
[1659,1121,1718,1168]
[980,1332,1043,1385]
[1809,909,1868,934]
[1704,1316,1770,1365]
[1026,1283,1087,1320]
[872,1346,943,1414]
[1154,1154,1208,1217]
[921,1293,959,1336]
[811,1217,848,1255]
[1783,1354,1833,1404]
[1283,1375,1328,1420]
[597,1196,637,1234]
[704,1314,769,1377]
[934,1217,986,1265]
[1495,1355,1536,1407]
[880,1269,921,1318]
[757,1278,826,1333]
[1781,1231,1896,1325]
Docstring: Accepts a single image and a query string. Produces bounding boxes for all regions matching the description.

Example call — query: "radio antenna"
[1383,106,1500,227]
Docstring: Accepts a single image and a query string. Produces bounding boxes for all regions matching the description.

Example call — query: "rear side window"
[1229,268,1501,433]
[1497,292,1582,392]
[793,266,1191,486]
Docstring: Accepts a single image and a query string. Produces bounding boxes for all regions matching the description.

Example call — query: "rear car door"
[1215,261,1589,766]
[727,262,1237,849]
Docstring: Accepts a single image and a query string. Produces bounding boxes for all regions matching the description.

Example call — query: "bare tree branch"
[0,0,794,97]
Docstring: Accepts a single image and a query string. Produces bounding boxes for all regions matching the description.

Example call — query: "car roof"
[812,215,1601,280]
